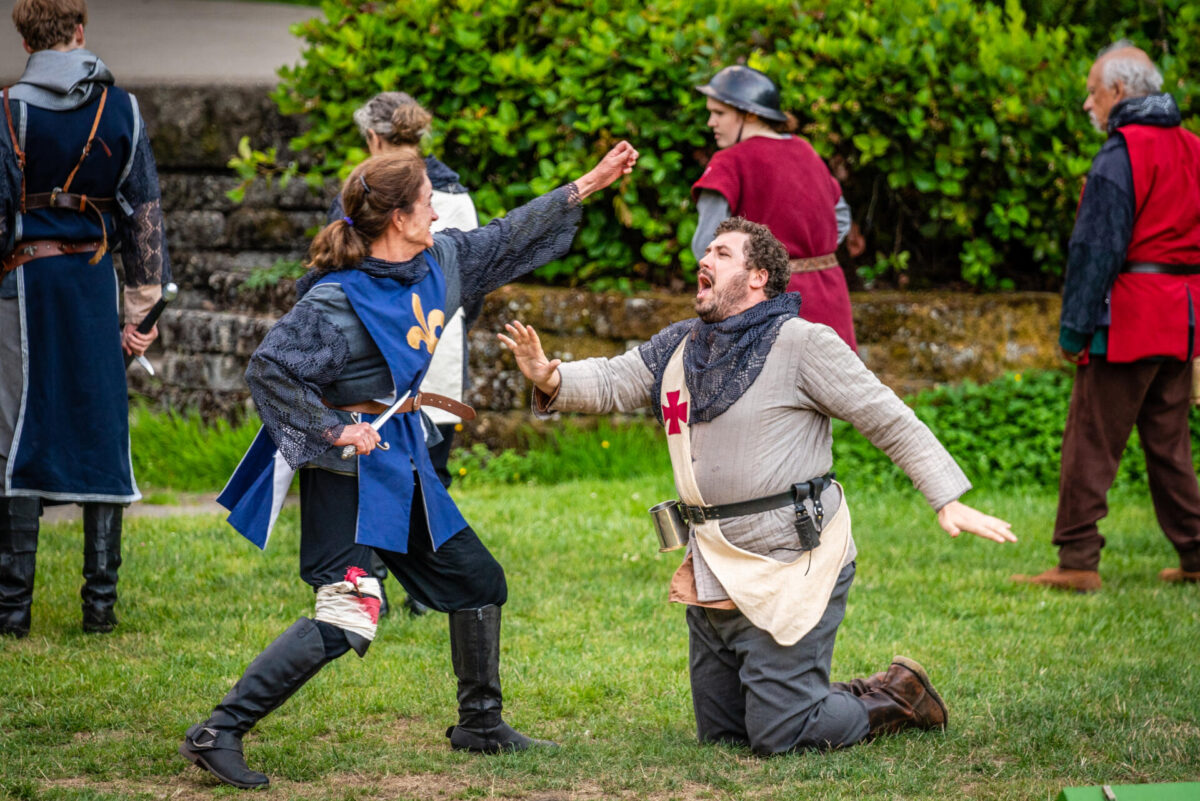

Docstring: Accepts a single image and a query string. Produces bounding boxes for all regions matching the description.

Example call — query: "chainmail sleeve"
[442,183,583,311]
[116,125,171,288]
[246,301,351,469]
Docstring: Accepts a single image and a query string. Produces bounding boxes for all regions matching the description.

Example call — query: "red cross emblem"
[663,390,688,436]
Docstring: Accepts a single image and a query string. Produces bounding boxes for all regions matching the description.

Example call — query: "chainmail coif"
[640,292,802,424]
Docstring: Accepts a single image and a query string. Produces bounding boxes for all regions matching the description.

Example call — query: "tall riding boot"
[0,497,41,637]
[82,503,123,633]
[830,670,886,697]
[180,618,338,789]
[445,604,556,753]
[857,656,948,737]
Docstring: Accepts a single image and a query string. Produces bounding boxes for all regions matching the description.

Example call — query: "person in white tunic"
[498,217,1016,753]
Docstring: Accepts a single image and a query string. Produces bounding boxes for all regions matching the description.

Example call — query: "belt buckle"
[20,244,36,257]
[683,505,706,525]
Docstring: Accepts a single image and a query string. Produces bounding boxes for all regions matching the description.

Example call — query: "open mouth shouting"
[696,270,714,302]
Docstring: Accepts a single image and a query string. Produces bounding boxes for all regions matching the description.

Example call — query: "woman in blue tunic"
[181,144,638,790]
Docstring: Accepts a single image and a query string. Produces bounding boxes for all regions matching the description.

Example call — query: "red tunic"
[1107,124,1200,362]
[692,136,857,350]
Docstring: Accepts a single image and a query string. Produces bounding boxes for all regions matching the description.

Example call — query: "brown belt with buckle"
[788,253,839,273]
[25,192,119,215]
[323,392,477,421]
[2,239,105,274]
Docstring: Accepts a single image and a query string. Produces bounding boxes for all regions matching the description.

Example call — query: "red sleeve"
[691,150,742,210]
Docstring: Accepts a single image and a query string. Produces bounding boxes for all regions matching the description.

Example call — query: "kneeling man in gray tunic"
[498,217,1016,754]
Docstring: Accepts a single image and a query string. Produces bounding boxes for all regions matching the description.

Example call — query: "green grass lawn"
[1,480,1197,800]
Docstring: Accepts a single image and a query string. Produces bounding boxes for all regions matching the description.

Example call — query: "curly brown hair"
[12,0,86,52]
[713,216,790,298]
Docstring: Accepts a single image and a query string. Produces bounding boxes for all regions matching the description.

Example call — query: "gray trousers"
[686,562,869,754]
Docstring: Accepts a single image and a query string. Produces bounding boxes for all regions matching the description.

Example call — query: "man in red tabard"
[691,66,857,351]
[1012,42,1200,591]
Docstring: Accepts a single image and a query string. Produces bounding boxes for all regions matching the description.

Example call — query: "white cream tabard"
[662,340,850,647]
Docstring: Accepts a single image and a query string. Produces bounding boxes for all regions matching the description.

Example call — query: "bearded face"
[695,262,752,323]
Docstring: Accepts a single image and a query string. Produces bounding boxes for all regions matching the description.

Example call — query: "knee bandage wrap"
[314,566,382,649]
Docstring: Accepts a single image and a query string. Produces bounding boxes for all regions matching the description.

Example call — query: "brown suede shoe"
[858,656,947,737]
[1010,566,1101,593]
[1159,567,1200,583]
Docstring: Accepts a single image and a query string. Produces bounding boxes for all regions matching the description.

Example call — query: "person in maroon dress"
[691,65,857,351]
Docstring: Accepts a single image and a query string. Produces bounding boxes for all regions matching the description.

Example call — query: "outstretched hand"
[497,321,561,396]
[574,141,640,199]
[936,500,1016,544]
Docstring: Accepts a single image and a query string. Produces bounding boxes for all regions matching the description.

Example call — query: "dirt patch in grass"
[43,773,733,800]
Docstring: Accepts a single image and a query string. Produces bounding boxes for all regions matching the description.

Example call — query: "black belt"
[1124,262,1200,275]
[678,472,835,525]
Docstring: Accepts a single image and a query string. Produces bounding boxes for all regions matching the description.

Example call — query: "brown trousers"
[1054,357,1200,572]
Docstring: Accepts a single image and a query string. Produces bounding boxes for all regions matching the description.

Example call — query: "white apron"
[662,339,850,646]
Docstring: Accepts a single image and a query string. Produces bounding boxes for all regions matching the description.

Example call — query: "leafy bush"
[832,367,1197,495]
[241,0,1199,291]
[762,0,1094,289]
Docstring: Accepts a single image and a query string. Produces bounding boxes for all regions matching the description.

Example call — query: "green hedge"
[246,0,1199,290]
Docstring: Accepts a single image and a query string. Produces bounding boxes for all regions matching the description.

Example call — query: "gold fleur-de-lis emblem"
[406,294,444,354]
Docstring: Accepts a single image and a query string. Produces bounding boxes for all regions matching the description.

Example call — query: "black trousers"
[298,468,506,612]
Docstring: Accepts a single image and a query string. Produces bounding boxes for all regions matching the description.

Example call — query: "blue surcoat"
[221,252,467,552]
[1,85,147,502]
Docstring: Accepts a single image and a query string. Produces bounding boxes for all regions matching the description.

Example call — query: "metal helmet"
[695,65,787,122]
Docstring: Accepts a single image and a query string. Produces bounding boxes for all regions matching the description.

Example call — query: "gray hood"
[7,49,114,111]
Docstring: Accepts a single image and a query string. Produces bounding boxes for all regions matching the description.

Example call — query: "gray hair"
[1098,40,1163,97]
[351,92,430,145]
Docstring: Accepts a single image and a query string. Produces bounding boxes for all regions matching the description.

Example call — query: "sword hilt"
[136,281,178,334]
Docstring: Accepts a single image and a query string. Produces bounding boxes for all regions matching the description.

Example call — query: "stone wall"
[124,84,1063,446]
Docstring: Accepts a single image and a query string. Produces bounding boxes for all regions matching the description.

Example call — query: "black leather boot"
[445,605,556,753]
[0,497,41,638]
[82,503,122,633]
[402,594,431,616]
[180,618,339,789]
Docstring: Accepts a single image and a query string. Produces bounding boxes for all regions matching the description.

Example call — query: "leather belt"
[679,472,834,525]
[788,253,839,273]
[1124,261,1200,276]
[323,392,477,421]
[25,192,119,215]
[2,239,104,274]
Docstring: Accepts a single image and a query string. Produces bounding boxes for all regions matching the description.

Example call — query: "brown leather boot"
[1010,566,1101,593]
[858,656,947,737]
[1159,567,1200,583]
[830,671,886,697]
